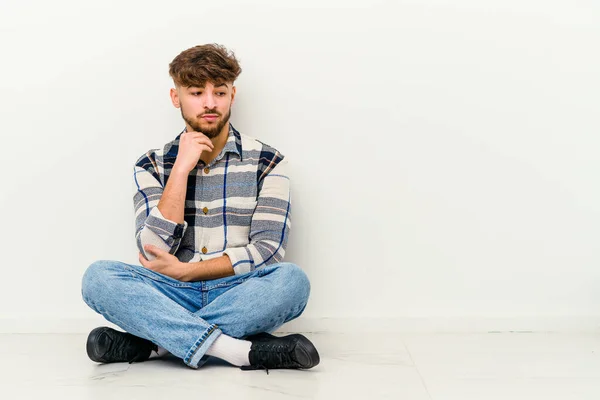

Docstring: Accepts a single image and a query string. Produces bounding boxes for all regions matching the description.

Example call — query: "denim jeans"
[81,260,310,368]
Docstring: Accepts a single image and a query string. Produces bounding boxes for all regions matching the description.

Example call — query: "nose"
[203,92,216,110]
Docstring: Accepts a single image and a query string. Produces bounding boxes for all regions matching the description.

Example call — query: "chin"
[202,127,221,138]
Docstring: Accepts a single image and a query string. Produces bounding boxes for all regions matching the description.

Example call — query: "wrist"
[172,163,191,176]
[179,261,196,282]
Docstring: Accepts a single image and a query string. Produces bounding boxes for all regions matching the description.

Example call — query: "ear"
[230,85,236,106]
[170,87,180,108]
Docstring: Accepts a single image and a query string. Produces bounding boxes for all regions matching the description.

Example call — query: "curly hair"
[168,44,242,88]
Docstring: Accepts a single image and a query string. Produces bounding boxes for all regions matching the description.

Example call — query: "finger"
[194,138,214,149]
[144,244,160,256]
[197,144,214,153]
[139,252,157,270]
[191,143,214,155]
[188,131,210,137]
[187,132,211,142]
[183,132,213,148]
[145,245,171,260]
[143,245,154,256]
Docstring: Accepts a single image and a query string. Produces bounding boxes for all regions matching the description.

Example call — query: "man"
[81,44,319,372]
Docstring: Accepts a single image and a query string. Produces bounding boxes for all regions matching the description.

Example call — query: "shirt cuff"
[223,247,254,275]
[145,206,188,242]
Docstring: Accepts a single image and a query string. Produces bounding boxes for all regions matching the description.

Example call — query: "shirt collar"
[219,123,244,162]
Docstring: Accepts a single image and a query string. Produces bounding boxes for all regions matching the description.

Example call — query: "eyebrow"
[189,83,228,90]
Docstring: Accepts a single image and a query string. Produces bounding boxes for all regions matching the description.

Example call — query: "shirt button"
[203,167,210,174]
[202,247,208,254]
[202,207,208,214]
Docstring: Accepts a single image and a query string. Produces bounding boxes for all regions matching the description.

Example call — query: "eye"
[192,92,202,96]
[217,92,226,96]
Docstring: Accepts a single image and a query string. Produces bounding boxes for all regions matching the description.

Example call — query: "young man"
[81,44,319,372]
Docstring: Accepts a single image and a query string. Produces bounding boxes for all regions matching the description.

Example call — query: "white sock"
[148,346,170,359]
[206,334,251,367]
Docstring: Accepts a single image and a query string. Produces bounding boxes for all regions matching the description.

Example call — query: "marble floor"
[2,332,600,399]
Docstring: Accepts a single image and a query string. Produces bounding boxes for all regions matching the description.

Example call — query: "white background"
[0,0,598,332]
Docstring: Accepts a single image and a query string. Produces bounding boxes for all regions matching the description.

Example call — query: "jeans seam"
[204,276,252,290]
[122,264,195,289]
[184,324,220,367]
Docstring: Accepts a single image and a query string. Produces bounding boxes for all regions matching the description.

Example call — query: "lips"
[202,115,218,122]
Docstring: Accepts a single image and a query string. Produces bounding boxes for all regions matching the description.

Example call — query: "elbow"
[136,226,176,260]
[253,239,286,267]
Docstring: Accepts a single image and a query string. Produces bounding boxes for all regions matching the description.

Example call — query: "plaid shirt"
[133,123,291,275]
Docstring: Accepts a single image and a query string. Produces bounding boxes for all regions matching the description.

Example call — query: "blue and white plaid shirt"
[133,123,291,275]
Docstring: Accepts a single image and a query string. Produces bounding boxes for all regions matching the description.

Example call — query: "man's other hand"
[139,245,192,282]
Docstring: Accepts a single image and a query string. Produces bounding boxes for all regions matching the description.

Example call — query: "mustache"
[200,110,220,117]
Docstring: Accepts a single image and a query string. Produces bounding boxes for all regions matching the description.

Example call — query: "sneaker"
[86,326,157,364]
[240,332,320,373]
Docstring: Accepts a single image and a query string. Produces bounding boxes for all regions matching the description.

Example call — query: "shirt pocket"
[224,200,258,246]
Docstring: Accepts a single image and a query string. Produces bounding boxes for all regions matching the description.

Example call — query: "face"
[171,81,236,138]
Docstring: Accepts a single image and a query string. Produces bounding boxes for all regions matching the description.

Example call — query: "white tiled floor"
[2,332,600,399]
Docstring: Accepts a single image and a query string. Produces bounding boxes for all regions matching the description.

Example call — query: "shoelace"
[128,343,158,364]
[254,364,270,375]
[108,333,150,364]
[252,343,296,372]
[128,352,148,364]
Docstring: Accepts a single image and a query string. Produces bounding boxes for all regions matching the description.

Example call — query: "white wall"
[1,0,599,332]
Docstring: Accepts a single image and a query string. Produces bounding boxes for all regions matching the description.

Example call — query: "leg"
[196,262,311,338]
[81,260,222,368]
[198,262,319,370]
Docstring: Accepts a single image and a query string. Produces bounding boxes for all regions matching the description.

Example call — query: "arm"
[133,153,189,260]
[139,245,234,282]
[134,131,214,260]
[139,153,290,281]
[156,165,189,224]
[222,155,291,275]
[184,255,235,281]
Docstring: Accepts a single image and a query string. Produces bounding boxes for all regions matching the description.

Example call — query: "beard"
[180,105,231,139]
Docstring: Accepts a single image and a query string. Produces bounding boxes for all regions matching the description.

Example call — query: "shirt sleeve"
[133,154,188,260]
[223,156,291,275]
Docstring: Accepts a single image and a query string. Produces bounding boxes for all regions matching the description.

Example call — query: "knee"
[275,263,311,308]
[81,260,122,304]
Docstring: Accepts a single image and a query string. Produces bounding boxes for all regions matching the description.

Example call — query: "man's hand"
[173,131,214,174]
[139,245,192,282]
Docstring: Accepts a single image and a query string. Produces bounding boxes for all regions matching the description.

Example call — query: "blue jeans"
[81,260,310,368]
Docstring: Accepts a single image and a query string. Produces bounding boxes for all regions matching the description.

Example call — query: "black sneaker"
[86,326,157,364]
[240,332,320,374]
